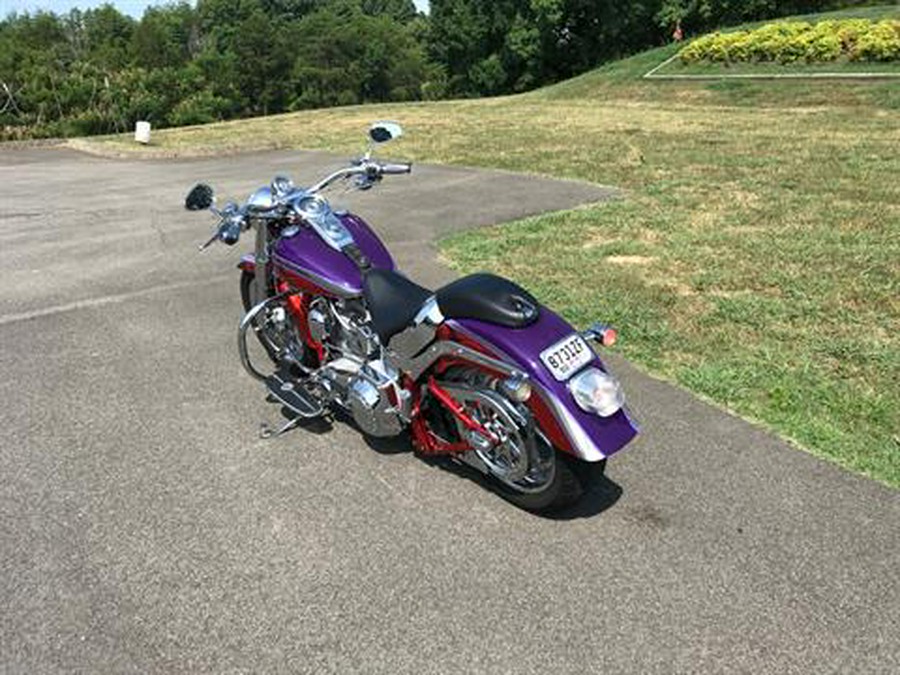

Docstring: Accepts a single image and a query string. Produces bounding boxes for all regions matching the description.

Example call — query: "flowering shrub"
[679,19,900,64]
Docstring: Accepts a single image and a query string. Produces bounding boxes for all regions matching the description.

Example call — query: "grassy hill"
[72,6,900,487]
[537,4,900,106]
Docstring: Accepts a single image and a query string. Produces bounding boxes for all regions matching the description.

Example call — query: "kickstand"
[259,414,304,440]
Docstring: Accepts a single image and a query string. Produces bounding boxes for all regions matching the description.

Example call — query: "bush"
[679,19,900,65]
[168,91,234,126]
[852,20,900,61]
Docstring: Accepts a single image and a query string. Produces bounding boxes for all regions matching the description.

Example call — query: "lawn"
[654,59,900,76]
[70,10,900,487]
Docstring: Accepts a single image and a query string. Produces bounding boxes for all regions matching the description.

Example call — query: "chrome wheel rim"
[462,395,555,494]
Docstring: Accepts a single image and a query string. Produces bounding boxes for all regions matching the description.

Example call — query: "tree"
[289,6,431,108]
[81,3,135,70]
[1,0,872,141]
[359,0,418,22]
[655,1,855,35]
[132,3,197,69]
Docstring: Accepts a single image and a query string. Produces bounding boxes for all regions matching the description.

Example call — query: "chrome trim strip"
[395,339,528,383]
[413,296,444,326]
[539,391,607,461]
[272,253,361,298]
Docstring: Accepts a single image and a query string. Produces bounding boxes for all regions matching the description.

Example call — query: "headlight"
[568,368,624,417]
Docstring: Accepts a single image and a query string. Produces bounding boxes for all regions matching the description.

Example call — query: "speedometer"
[295,195,328,217]
[291,194,354,251]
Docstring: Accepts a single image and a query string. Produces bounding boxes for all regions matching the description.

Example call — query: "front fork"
[251,221,271,307]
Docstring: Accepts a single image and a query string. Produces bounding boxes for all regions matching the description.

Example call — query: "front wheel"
[240,270,282,363]
[240,269,312,371]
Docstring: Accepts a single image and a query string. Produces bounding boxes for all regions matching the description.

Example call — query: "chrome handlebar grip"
[218,217,243,245]
[199,212,246,251]
[380,162,412,175]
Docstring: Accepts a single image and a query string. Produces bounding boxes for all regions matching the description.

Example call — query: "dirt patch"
[581,234,620,249]
[606,255,657,265]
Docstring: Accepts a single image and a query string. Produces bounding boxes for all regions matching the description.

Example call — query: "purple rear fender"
[449,309,639,461]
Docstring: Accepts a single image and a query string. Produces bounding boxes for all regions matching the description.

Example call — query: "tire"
[434,365,606,513]
[494,453,605,513]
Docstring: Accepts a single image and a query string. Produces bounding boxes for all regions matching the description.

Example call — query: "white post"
[134,121,151,144]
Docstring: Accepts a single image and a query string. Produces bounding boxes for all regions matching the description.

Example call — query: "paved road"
[1,147,897,673]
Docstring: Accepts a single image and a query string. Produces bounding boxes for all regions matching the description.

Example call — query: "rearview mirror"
[185,183,214,211]
[369,121,403,144]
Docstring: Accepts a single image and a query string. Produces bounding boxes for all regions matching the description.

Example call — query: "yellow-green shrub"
[852,20,900,61]
[679,19,900,65]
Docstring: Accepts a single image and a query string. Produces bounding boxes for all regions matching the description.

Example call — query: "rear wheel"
[495,454,605,512]
[435,367,603,513]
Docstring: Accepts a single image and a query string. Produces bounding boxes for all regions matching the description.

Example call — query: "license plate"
[540,334,594,381]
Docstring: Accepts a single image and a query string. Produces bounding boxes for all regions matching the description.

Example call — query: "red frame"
[408,324,575,457]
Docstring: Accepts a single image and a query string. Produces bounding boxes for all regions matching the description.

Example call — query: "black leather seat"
[436,273,539,328]
[363,270,540,344]
[363,269,432,343]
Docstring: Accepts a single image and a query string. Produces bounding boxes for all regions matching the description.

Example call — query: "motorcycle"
[184,121,638,512]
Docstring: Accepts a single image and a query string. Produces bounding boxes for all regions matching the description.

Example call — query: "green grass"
[531,43,900,109]
[656,59,900,76]
[71,8,900,487]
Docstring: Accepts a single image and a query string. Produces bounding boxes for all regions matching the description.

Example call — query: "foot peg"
[260,371,324,439]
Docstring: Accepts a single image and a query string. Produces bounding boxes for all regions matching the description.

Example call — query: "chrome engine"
[307,298,406,436]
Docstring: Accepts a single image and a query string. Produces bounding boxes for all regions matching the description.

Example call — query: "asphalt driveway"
[1,147,897,673]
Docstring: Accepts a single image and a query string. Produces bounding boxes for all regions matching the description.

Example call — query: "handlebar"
[308,159,412,193]
[380,162,412,175]
[198,213,243,250]
[197,158,411,251]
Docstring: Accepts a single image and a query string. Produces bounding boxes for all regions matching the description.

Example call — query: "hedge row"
[679,19,900,64]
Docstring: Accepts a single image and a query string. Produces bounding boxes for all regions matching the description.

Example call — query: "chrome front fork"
[252,220,271,308]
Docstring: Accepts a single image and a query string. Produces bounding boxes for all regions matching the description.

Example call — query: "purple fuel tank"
[272,213,395,296]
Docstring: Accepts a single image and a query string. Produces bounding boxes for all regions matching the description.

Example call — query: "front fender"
[238,253,256,273]
[449,309,638,461]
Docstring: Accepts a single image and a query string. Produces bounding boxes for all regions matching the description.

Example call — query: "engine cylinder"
[307,305,329,344]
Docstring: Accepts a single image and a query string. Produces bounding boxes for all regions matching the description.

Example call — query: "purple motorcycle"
[185,122,637,512]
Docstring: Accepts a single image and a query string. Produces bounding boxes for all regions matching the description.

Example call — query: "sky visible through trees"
[0,1,430,17]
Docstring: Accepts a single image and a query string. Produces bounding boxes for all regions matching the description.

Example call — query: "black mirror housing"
[185,183,214,211]
[368,121,403,144]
